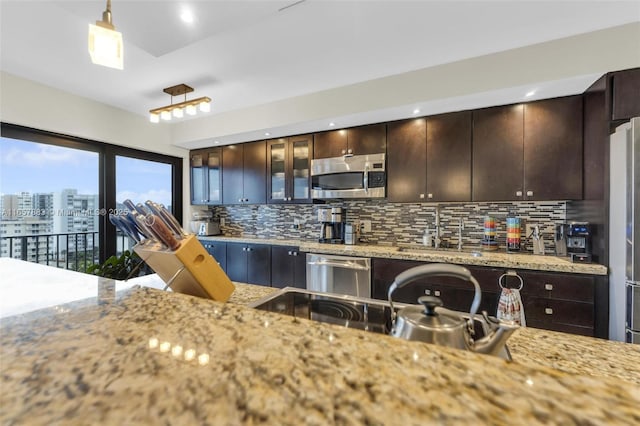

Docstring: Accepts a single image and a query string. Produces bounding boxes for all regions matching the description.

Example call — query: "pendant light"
[88,0,124,70]
[149,84,212,123]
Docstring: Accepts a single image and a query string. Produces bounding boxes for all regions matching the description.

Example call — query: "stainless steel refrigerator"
[610,117,640,343]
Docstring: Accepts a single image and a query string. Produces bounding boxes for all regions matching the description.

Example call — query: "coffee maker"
[555,222,592,262]
[318,207,345,244]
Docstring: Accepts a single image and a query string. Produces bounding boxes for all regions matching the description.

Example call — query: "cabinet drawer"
[524,272,594,302]
[523,297,594,328]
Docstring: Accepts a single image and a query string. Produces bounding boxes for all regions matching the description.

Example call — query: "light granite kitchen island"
[1,259,639,425]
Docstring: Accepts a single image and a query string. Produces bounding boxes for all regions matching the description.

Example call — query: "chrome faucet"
[457,218,464,252]
[434,206,441,249]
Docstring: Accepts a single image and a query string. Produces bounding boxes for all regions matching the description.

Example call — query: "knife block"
[133,235,235,302]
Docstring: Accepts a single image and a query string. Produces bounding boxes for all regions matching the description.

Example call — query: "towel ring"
[499,270,523,291]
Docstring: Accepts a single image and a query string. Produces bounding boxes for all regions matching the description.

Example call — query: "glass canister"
[482,216,498,251]
[506,216,521,252]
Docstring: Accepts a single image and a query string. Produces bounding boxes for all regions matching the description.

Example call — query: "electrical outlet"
[220,217,226,226]
[360,220,372,233]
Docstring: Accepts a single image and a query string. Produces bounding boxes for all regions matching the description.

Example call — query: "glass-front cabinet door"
[268,139,287,202]
[190,148,221,205]
[290,135,311,201]
[267,135,313,204]
[191,151,206,205]
[206,149,221,204]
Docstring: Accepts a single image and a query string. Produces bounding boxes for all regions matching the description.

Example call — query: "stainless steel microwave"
[311,153,386,199]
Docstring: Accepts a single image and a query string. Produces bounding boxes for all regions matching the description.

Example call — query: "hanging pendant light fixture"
[149,84,212,123]
[88,0,124,70]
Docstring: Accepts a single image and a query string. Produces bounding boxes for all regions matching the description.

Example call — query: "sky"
[0,137,172,208]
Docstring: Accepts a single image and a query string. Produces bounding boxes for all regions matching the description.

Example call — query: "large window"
[0,123,183,270]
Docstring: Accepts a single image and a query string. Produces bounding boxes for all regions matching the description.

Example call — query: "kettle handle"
[387,263,482,334]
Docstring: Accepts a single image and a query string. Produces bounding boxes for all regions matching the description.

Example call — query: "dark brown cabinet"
[472,104,525,201]
[201,240,227,272]
[473,96,583,201]
[267,135,313,204]
[190,148,222,205]
[372,258,501,314]
[611,67,640,121]
[225,242,271,286]
[499,270,602,337]
[523,96,583,200]
[271,246,306,289]
[314,124,386,159]
[426,111,472,202]
[222,141,267,205]
[372,258,607,338]
[387,118,427,202]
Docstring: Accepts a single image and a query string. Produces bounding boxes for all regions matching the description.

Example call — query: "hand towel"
[497,288,526,326]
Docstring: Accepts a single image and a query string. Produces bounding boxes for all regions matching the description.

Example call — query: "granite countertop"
[1,259,638,424]
[199,236,608,275]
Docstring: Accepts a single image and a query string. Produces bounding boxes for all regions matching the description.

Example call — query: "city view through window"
[1,137,174,272]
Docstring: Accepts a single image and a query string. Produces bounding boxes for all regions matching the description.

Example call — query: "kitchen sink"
[249,287,511,359]
[395,246,484,257]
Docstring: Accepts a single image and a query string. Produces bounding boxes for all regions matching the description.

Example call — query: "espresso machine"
[318,207,345,244]
[555,222,592,263]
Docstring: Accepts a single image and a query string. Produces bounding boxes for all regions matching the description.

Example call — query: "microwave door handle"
[363,163,369,193]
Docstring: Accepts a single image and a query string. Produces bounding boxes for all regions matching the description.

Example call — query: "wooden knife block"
[134,235,235,302]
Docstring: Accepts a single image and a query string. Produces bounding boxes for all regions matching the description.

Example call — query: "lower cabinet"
[372,258,608,338]
[271,246,306,289]
[226,242,271,286]
[201,241,227,272]
[372,258,500,314]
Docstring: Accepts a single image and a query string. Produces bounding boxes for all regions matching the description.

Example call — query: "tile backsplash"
[207,200,566,254]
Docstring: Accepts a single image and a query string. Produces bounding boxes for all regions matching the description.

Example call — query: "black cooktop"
[250,289,396,334]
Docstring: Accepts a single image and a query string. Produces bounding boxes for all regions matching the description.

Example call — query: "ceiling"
[1,0,640,147]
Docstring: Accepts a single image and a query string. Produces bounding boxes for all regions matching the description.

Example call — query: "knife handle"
[146,214,181,251]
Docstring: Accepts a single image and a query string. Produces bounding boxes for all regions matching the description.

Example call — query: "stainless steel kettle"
[388,263,519,357]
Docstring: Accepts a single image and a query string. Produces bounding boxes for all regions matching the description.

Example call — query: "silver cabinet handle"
[363,163,369,193]
[293,252,298,256]
[307,260,369,271]
[434,290,441,297]
[242,247,246,251]
[424,289,431,296]
[545,308,553,315]
[347,148,353,154]
[287,251,292,255]
[544,283,553,291]
[246,247,252,252]
[238,198,242,202]
[526,190,534,197]
[516,191,523,197]
[341,149,346,155]
[427,193,433,199]
[419,193,425,199]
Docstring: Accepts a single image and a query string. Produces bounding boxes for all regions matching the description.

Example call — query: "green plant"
[87,250,145,280]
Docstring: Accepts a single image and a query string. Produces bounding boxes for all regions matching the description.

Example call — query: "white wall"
[0,71,193,223]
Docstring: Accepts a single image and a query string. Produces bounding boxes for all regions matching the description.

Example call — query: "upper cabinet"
[426,111,472,202]
[523,95,583,201]
[472,96,583,202]
[267,134,313,204]
[222,140,267,205]
[611,68,640,122]
[472,104,525,202]
[314,124,386,159]
[387,118,427,202]
[190,147,222,205]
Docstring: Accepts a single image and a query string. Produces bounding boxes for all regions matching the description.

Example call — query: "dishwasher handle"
[307,260,370,271]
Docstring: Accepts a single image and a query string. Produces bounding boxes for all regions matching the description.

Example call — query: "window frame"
[1,122,183,263]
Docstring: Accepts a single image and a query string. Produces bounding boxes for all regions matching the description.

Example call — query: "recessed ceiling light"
[181,9,194,24]
[329,122,335,127]
[214,140,220,145]
[265,132,271,136]
[525,90,536,97]
[413,108,420,115]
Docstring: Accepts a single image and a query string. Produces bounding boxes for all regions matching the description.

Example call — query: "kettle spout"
[472,319,519,357]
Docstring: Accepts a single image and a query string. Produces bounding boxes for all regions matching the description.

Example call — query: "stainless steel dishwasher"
[306,253,371,298]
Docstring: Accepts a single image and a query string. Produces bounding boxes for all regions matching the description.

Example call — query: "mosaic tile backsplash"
[207,200,566,254]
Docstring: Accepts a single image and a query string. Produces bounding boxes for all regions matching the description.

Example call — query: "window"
[0,123,183,269]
